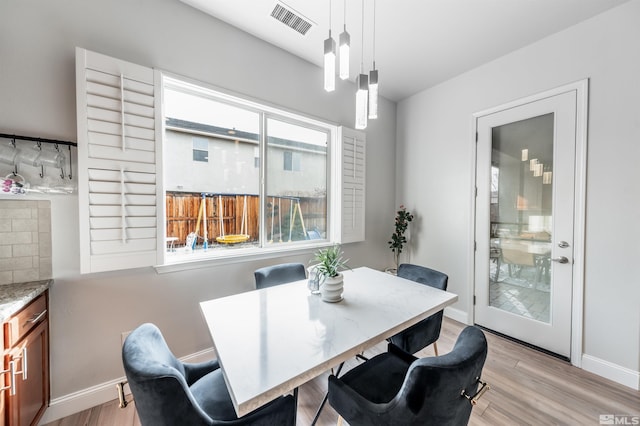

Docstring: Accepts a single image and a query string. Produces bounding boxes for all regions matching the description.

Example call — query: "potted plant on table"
[388,205,414,274]
[311,244,350,302]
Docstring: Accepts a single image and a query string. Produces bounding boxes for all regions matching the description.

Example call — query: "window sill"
[154,241,333,274]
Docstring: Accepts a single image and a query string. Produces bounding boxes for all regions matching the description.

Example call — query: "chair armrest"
[182,359,220,385]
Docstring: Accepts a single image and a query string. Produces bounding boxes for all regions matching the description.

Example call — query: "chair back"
[389,264,448,354]
[254,262,306,289]
[399,326,488,425]
[397,263,448,291]
[122,323,211,425]
[500,240,535,266]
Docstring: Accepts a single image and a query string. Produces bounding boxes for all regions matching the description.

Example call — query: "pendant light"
[534,162,543,177]
[339,0,350,80]
[355,73,368,129]
[368,0,378,119]
[324,0,336,92]
[355,0,368,129]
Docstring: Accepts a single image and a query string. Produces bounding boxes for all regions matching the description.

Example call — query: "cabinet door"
[8,320,48,426]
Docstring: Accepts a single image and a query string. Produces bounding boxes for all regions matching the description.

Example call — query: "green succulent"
[312,244,351,280]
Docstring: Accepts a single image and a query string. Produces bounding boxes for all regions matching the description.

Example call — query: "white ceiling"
[179,0,628,102]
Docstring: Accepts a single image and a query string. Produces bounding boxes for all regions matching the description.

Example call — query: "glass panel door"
[489,114,553,323]
[474,86,581,358]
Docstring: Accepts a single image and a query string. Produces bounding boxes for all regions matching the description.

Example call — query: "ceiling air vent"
[270,2,314,36]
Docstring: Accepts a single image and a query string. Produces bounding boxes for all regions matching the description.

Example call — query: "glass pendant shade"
[530,158,538,171]
[339,28,350,80]
[368,69,378,119]
[534,162,543,177]
[355,73,368,129]
[324,35,336,92]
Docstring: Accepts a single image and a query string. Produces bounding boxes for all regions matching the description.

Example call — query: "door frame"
[469,79,588,366]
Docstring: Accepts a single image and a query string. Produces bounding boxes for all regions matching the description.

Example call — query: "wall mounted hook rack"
[0,132,77,180]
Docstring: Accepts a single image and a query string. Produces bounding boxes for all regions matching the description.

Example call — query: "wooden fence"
[166,192,326,247]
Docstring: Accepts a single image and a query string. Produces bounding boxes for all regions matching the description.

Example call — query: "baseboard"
[581,354,640,391]
[444,306,470,325]
[38,348,215,425]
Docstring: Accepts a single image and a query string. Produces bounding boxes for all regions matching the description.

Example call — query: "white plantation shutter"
[76,48,161,273]
[340,127,366,243]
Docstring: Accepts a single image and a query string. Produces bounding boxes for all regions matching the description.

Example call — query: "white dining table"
[199,266,458,418]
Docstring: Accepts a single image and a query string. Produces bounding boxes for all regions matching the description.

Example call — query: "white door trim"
[470,79,588,367]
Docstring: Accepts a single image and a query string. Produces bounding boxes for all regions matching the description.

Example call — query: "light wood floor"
[44,318,639,426]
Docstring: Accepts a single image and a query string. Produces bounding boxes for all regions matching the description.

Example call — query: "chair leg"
[292,387,298,426]
[312,392,329,425]
[116,381,129,408]
[433,341,439,356]
[312,362,345,425]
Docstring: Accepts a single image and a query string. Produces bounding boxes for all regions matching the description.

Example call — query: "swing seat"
[216,234,250,244]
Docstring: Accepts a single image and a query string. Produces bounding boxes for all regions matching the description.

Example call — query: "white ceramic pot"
[321,273,344,302]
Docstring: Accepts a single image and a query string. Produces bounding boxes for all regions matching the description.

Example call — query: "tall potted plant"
[312,244,350,302]
[388,205,414,273]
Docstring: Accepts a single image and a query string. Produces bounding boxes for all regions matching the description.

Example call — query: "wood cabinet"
[1,291,49,426]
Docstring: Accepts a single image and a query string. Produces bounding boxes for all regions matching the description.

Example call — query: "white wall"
[164,131,261,194]
[0,0,397,419]
[397,0,640,387]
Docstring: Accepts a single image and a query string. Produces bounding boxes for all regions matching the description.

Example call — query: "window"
[192,137,209,162]
[283,151,302,171]
[75,48,364,273]
[491,165,499,204]
[162,77,332,262]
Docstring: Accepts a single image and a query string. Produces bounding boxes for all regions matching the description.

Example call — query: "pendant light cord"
[360,0,365,73]
[372,0,376,69]
[343,0,347,30]
[329,0,332,37]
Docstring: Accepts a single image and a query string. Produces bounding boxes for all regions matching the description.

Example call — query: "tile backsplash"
[0,200,52,285]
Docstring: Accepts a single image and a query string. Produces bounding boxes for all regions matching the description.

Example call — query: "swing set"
[216,194,250,244]
[268,195,307,243]
[185,193,311,249]
[185,193,250,249]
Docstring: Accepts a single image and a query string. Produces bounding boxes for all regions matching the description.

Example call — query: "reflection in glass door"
[489,114,553,323]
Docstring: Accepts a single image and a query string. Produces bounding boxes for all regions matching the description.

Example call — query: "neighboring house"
[164,117,327,197]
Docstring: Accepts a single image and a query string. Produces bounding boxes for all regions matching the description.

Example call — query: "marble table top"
[0,280,51,323]
[200,266,458,417]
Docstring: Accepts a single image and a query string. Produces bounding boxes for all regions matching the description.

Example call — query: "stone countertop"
[0,280,51,323]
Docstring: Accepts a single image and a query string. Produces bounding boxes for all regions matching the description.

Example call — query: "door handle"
[551,256,569,264]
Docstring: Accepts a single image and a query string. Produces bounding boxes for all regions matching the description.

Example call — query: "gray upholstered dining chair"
[254,262,306,289]
[388,263,448,355]
[122,323,297,426]
[328,325,489,426]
